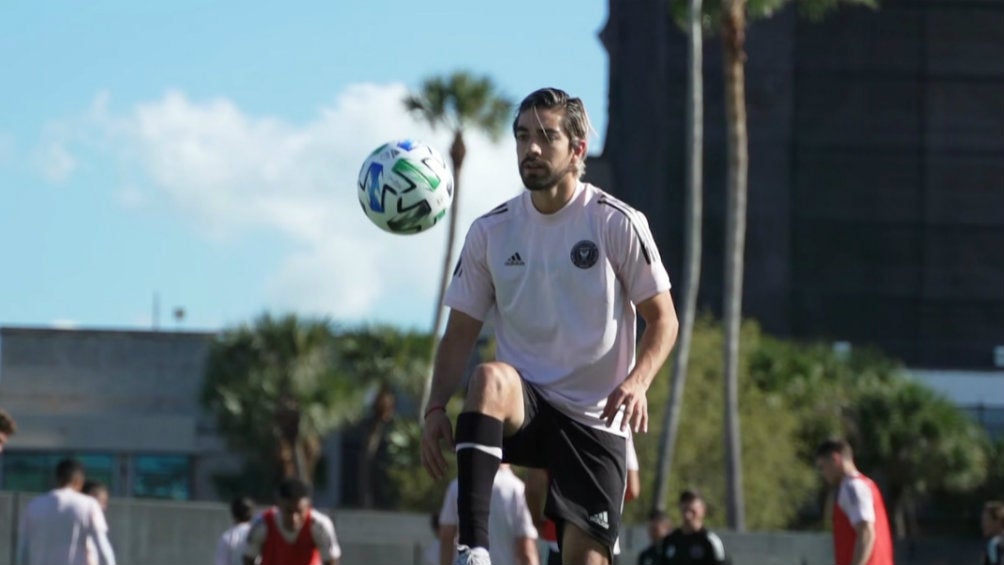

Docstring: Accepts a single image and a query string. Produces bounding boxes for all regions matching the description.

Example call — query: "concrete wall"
[1,492,976,565]
[0,327,215,454]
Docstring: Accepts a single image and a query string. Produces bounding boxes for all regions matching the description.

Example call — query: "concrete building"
[0,326,236,500]
[589,0,1003,431]
[596,0,1004,369]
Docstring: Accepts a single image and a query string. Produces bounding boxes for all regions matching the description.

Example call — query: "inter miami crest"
[570,240,599,269]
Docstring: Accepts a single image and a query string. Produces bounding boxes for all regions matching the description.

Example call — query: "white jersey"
[837,474,876,526]
[626,431,639,472]
[440,466,538,565]
[17,488,116,565]
[215,522,251,565]
[446,183,671,435]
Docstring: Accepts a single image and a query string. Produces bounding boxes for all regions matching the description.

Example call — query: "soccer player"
[981,501,1004,565]
[439,464,539,565]
[421,86,679,565]
[814,438,894,565]
[16,458,117,565]
[636,510,672,565]
[82,480,109,511]
[216,496,254,565]
[0,408,16,454]
[658,490,727,565]
[242,478,340,565]
[82,480,112,565]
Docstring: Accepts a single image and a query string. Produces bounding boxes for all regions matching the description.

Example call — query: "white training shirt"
[446,183,671,435]
[243,508,341,562]
[17,488,117,565]
[626,431,639,472]
[440,466,538,565]
[837,474,876,526]
[215,522,251,565]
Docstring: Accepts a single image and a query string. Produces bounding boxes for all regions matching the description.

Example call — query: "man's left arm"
[511,484,540,565]
[601,291,679,432]
[313,513,342,565]
[706,531,729,565]
[514,536,540,565]
[851,519,876,565]
[88,501,117,565]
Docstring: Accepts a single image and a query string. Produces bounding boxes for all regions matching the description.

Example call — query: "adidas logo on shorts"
[588,511,610,530]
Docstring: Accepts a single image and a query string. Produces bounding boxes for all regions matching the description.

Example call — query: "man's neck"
[529,177,578,214]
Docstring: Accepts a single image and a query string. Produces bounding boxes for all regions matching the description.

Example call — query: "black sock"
[455,411,503,550]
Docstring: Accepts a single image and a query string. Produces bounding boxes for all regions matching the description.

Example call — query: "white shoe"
[453,545,491,565]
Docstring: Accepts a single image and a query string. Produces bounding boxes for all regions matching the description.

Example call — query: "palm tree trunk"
[420,131,467,421]
[653,0,704,514]
[294,440,309,484]
[721,0,748,532]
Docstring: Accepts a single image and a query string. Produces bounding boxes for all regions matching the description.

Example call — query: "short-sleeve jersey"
[445,183,671,434]
[244,507,341,565]
[18,488,115,565]
[215,522,251,565]
[833,474,894,565]
[439,466,538,565]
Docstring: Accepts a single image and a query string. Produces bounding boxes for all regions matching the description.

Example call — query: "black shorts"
[502,380,627,553]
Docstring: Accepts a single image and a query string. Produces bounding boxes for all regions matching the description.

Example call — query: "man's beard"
[520,160,572,191]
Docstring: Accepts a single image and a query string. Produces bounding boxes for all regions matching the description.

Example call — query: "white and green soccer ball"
[357,139,454,234]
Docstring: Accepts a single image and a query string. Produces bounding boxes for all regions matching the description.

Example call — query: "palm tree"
[719,0,880,533]
[404,72,513,419]
[654,0,705,515]
[201,313,366,485]
[721,0,750,532]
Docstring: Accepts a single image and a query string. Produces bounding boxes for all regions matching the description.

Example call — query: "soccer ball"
[357,139,454,234]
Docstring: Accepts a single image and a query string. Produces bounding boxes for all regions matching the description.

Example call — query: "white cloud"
[35,139,77,183]
[94,83,522,326]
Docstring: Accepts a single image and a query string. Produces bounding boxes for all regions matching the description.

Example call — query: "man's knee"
[561,522,610,565]
[468,362,519,398]
[465,362,522,416]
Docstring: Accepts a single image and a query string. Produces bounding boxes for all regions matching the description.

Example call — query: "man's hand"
[601,377,649,433]
[421,409,455,479]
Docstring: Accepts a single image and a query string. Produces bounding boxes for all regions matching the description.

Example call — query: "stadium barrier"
[0,492,975,565]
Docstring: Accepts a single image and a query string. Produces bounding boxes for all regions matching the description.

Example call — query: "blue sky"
[0,1,609,333]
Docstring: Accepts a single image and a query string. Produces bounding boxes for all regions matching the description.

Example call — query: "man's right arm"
[427,309,484,409]
[850,519,877,565]
[439,524,458,565]
[242,519,266,565]
[421,308,484,479]
[523,469,549,530]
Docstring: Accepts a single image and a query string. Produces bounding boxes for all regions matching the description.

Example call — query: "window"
[132,455,190,500]
[1,452,114,493]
